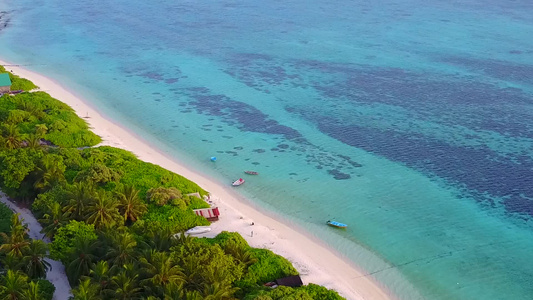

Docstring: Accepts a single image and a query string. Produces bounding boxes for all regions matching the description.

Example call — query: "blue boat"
[327,220,347,228]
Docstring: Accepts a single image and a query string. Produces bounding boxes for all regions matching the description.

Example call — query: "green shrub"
[140,205,209,233]
[0,148,41,190]
[303,283,344,300]
[0,202,13,234]
[49,220,97,262]
[32,185,69,218]
[35,279,55,300]
[235,248,298,295]
[205,231,250,249]
[171,240,244,287]
[244,284,344,300]
[92,147,207,197]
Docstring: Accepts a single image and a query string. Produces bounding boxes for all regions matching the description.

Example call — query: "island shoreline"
[0,58,394,300]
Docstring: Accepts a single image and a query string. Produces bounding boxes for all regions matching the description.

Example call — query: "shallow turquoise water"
[1,0,533,299]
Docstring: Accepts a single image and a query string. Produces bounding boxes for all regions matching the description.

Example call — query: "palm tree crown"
[0,214,30,258]
[84,191,122,229]
[22,239,51,279]
[116,185,147,223]
[0,269,29,300]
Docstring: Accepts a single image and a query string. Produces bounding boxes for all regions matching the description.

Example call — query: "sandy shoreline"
[1,59,392,300]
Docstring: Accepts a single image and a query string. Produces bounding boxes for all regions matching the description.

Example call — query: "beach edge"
[0,59,394,300]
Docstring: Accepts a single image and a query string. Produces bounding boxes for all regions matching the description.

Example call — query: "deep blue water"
[1,0,533,299]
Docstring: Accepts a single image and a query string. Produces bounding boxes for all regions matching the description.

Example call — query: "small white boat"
[185,226,212,235]
[232,178,245,186]
[327,220,347,228]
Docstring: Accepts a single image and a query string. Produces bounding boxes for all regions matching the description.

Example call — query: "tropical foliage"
[0,202,13,234]
[0,214,56,300]
[0,72,344,299]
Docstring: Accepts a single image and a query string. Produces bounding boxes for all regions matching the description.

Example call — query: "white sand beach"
[1,59,392,300]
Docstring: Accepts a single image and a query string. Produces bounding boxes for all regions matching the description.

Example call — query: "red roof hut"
[193,207,220,221]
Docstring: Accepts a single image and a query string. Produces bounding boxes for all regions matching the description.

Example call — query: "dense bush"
[205,230,250,249]
[147,186,183,206]
[139,204,209,233]
[244,284,344,300]
[49,220,97,262]
[35,279,56,300]
[0,202,13,234]
[90,146,208,197]
[235,247,299,296]
[0,91,101,148]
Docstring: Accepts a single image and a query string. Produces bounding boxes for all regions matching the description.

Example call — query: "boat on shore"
[244,171,259,175]
[327,220,347,228]
[185,226,212,235]
[232,178,245,186]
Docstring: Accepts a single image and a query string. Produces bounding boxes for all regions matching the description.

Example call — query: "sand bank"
[0,59,391,300]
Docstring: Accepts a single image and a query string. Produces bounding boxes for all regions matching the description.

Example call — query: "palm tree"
[172,232,195,248]
[33,155,66,191]
[106,231,138,267]
[1,253,24,271]
[116,185,147,223]
[20,101,44,119]
[162,282,188,300]
[164,287,203,300]
[88,261,110,291]
[40,202,71,239]
[120,262,137,278]
[182,290,204,300]
[2,124,24,150]
[0,269,29,300]
[223,241,257,268]
[34,124,48,138]
[25,134,41,149]
[67,238,97,285]
[0,214,30,258]
[22,240,51,279]
[141,251,185,289]
[64,182,97,220]
[146,227,174,252]
[71,279,102,300]
[85,191,122,229]
[111,271,143,300]
[21,281,41,300]
[202,282,238,300]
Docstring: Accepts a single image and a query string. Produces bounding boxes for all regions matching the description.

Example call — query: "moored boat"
[326,220,347,228]
[232,178,245,186]
[244,171,259,175]
[185,226,212,235]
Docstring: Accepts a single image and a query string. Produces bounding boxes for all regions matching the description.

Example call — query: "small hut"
[264,275,303,288]
[274,275,303,287]
[193,207,220,221]
[0,73,11,93]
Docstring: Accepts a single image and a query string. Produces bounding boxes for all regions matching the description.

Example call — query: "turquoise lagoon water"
[1,0,533,299]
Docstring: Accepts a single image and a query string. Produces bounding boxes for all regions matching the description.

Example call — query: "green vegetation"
[0,91,101,148]
[0,214,55,300]
[0,78,344,299]
[0,202,13,234]
[0,66,38,91]
[244,284,344,300]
